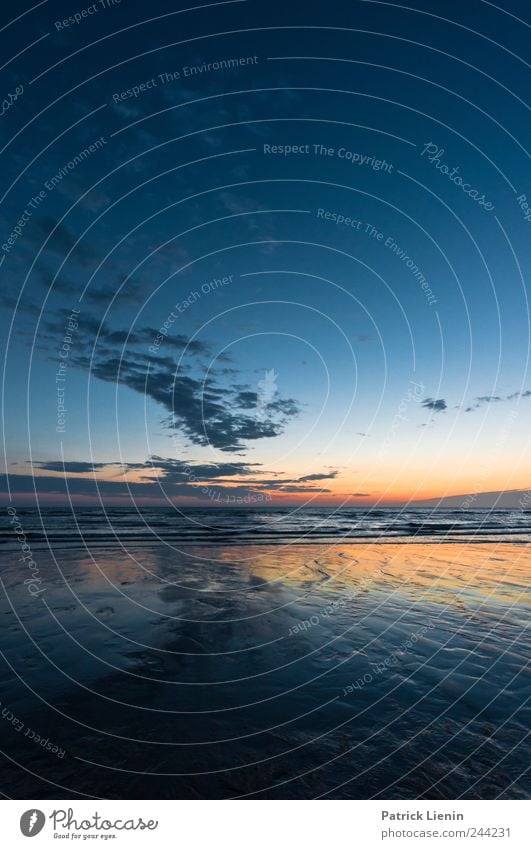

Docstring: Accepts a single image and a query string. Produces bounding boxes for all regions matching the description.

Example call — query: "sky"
[1,0,531,507]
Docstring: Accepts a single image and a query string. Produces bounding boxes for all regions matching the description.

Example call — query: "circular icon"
[20,810,45,837]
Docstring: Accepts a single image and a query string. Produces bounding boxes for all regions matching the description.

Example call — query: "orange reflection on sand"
[242,542,531,608]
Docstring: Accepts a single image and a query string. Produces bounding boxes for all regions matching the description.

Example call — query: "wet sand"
[0,541,529,798]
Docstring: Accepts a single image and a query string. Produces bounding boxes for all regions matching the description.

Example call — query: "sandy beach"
[0,536,528,799]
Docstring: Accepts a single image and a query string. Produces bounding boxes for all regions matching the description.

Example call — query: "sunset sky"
[2,0,530,507]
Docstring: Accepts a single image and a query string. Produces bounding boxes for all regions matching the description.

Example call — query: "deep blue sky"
[1,0,530,506]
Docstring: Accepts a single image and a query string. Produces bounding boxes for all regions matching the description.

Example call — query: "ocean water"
[0,509,529,799]
[2,507,531,550]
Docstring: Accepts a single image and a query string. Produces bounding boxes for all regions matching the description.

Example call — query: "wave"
[2,507,531,550]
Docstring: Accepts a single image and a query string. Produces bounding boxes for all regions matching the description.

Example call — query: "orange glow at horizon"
[12,449,531,508]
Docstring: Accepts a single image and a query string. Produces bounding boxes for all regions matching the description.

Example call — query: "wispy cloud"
[465,390,531,411]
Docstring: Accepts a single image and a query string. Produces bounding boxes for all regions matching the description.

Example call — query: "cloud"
[415,487,531,509]
[54,316,301,452]
[466,390,531,411]
[297,471,338,482]
[141,456,263,483]
[0,472,185,501]
[7,268,302,454]
[32,461,120,474]
[270,485,332,493]
[32,456,338,483]
[18,458,262,503]
[228,470,340,492]
[267,398,300,416]
[421,398,447,413]
[18,456,339,502]
[234,390,259,409]
[507,389,531,400]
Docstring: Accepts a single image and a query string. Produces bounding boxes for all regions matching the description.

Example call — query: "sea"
[0,508,529,799]
[2,507,531,550]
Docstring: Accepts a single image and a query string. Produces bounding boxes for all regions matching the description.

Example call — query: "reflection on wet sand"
[0,542,529,799]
